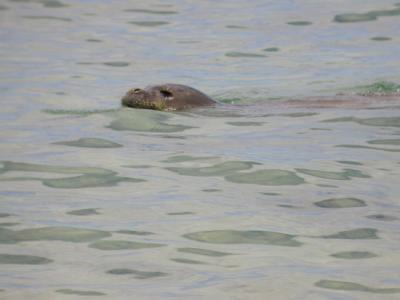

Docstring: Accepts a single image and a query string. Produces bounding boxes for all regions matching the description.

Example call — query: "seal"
[122,84,217,111]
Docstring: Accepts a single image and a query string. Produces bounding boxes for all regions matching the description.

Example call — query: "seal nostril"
[160,90,173,100]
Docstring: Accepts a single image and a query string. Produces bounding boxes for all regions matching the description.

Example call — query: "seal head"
[122,84,216,111]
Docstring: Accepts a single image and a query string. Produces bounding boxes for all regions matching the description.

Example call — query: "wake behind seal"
[121,84,217,111]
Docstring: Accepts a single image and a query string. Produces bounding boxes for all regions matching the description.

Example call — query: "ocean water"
[1,0,400,299]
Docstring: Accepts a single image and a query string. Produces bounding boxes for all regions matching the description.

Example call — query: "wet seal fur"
[122,84,217,111]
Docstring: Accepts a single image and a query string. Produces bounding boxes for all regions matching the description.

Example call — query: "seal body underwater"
[121,84,217,111]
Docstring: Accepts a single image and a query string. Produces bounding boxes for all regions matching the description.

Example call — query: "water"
[1,1,400,299]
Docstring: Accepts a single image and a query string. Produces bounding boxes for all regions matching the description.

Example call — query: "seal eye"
[133,88,142,93]
[160,90,173,100]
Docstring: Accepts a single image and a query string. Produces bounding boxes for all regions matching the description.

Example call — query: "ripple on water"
[296,168,370,180]
[171,258,206,265]
[128,21,170,27]
[321,228,379,239]
[107,268,168,279]
[368,139,400,145]
[287,21,312,26]
[115,230,154,236]
[371,36,392,41]
[166,161,257,177]
[183,230,302,247]
[88,240,165,250]
[0,254,53,265]
[314,197,366,208]
[0,226,110,243]
[225,52,266,58]
[53,138,122,148]
[177,247,233,257]
[124,8,178,15]
[263,47,279,52]
[225,169,305,186]
[56,289,106,296]
[336,144,400,152]
[334,6,400,23]
[40,0,68,8]
[67,208,99,216]
[102,61,130,67]
[315,280,400,294]
[162,155,218,163]
[331,251,378,259]
[23,16,72,22]
[366,214,398,221]
[107,109,192,132]
[323,116,400,127]
[0,161,144,189]
[226,121,264,126]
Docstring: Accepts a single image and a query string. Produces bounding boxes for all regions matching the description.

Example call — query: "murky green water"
[1,0,400,299]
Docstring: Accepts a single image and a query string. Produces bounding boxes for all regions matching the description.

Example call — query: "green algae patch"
[225,169,305,186]
[103,61,130,67]
[42,174,143,189]
[0,227,110,244]
[0,254,53,265]
[371,36,392,41]
[106,268,168,278]
[227,121,264,126]
[287,21,312,26]
[336,144,400,152]
[162,155,218,163]
[171,258,206,265]
[67,208,99,216]
[368,139,400,145]
[129,21,169,27]
[108,109,192,132]
[115,230,154,236]
[331,251,378,259]
[296,168,370,180]
[183,230,302,247]
[314,198,366,208]
[315,280,400,294]
[56,289,106,296]
[88,240,165,250]
[366,214,398,221]
[166,161,257,177]
[124,8,178,15]
[54,138,122,148]
[225,52,266,58]
[322,228,379,240]
[177,247,232,257]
